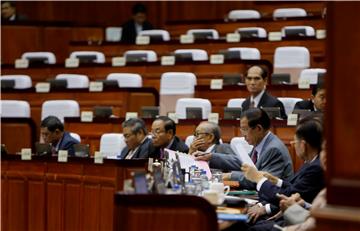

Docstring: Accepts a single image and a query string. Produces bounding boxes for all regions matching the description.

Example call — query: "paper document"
[231,144,257,169]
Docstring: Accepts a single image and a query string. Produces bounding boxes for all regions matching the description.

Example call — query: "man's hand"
[188,138,206,154]
[247,204,266,223]
[241,164,264,183]
[263,172,279,185]
[222,172,232,181]
[193,151,212,161]
[278,193,305,212]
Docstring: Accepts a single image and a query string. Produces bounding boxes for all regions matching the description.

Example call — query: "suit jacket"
[242,91,287,119]
[294,100,315,111]
[150,136,189,159]
[208,143,237,167]
[210,132,293,189]
[121,19,153,44]
[119,137,152,159]
[55,132,80,156]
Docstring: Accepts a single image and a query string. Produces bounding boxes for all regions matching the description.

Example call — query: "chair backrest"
[1,75,32,89]
[69,51,105,63]
[0,100,31,118]
[100,133,126,158]
[70,132,81,142]
[230,137,253,157]
[174,49,208,61]
[138,29,171,41]
[186,29,219,39]
[273,8,307,18]
[124,50,157,62]
[228,10,261,20]
[299,68,326,85]
[227,98,246,108]
[105,27,122,42]
[55,74,90,89]
[278,97,303,115]
[281,26,315,38]
[175,98,212,119]
[21,52,56,64]
[106,73,143,87]
[41,100,80,122]
[227,47,261,60]
[235,27,267,38]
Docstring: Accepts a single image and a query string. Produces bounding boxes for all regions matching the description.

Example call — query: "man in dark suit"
[150,116,188,159]
[121,3,154,44]
[40,116,79,156]
[1,1,27,22]
[242,65,287,119]
[119,118,152,159]
[294,83,326,112]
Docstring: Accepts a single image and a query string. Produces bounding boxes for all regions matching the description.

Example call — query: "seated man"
[189,121,236,166]
[294,82,326,112]
[242,65,287,119]
[40,116,79,156]
[150,116,189,159]
[195,108,293,190]
[119,118,151,159]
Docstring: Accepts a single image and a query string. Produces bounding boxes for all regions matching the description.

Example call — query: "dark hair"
[155,116,176,135]
[296,117,323,152]
[241,108,271,130]
[122,118,147,134]
[246,65,268,79]
[1,1,15,7]
[132,3,147,15]
[202,121,221,144]
[41,116,64,132]
[311,81,325,96]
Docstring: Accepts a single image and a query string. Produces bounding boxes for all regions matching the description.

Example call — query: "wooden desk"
[1,155,147,231]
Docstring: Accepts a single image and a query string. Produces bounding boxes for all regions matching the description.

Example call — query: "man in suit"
[294,83,326,112]
[190,121,236,166]
[121,3,153,44]
[242,65,287,119]
[119,118,151,159]
[195,108,293,190]
[150,116,189,159]
[1,1,27,22]
[40,116,79,156]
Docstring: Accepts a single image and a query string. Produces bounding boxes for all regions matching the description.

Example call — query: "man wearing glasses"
[149,116,189,159]
[242,65,287,119]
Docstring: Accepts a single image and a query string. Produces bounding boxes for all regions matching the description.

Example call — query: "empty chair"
[281,26,315,38]
[274,46,310,83]
[100,133,126,159]
[41,100,80,122]
[55,74,89,89]
[105,27,122,42]
[228,10,261,20]
[21,52,56,64]
[138,29,170,41]
[175,98,212,119]
[235,27,267,38]
[106,73,142,87]
[273,8,307,18]
[230,137,253,157]
[69,51,105,63]
[1,75,32,89]
[174,49,208,61]
[70,132,81,142]
[0,100,30,118]
[278,97,303,115]
[159,72,197,115]
[227,47,261,60]
[186,29,219,40]
[227,98,246,108]
[299,68,326,84]
[124,50,157,62]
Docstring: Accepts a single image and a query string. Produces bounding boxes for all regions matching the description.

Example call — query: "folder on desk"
[217,213,248,221]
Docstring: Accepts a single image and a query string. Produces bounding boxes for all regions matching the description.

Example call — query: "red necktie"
[251,149,258,164]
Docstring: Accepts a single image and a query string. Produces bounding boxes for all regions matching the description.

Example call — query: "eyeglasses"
[150,129,166,136]
[194,132,210,137]
[123,133,135,139]
[290,140,301,145]
[245,76,262,81]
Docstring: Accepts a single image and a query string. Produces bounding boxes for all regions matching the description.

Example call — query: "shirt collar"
[254,131,271,157]
[250,89,266,108]
[166,137,175,149]
[205,144,216,153]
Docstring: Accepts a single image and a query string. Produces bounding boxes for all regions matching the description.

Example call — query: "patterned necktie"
[250,100,255,108]
[251,149,258,164]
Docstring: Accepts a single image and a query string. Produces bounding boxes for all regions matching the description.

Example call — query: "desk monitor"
[219,49,241,60]
[133,171,149,194]
[94,106,113,118]
[284,28,307,38]
[1,79,15,89]
[224,107,242,120]
[26,56,49,65]
[141,106,159,119]
[262,107,281,119]
[186,107,203,119]
[125,53,147,62]
[96,80,118,88]
[238,30,259,39]
[35,142,52,156]
[192,32,214,40]
[74,144,89,157]
[148,34,165,43]
[75,55,98,64]
[48,79,68,90]
[174,52,193,62]
[292,109,312,120]
[271,73,291,85]
[223,73,242,86]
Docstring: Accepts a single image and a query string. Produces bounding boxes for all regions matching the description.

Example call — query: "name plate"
[180,34,194,44]
[161,56,175,66]
[125,112,138,120]
[208,113,219,124]
[268,32,282,41]
[316,29,326,39]
[148,158,154,172]
[15,59,29,69]
[112,57,126,66]
[287,114,298,126]
[58,150,68,162]
[81,111,93,122]
[298,79,310,89]
[89,81,103,92]
[136,35,150,45]
[226,33,241,43]
[35,82,50,93]
[65,58,79,68]
[21,148,32,160]
[167,112,178,124]
[210,54,224,64]
[210,79,223,90]
[94,151,104,164]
